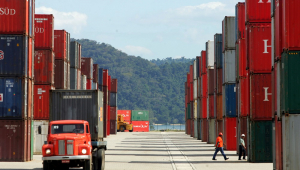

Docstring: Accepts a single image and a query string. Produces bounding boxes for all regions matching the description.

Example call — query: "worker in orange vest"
[212,132,229,160]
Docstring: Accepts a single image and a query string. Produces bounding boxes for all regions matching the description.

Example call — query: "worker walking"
[239,134,246,160]
[212,132,229,160]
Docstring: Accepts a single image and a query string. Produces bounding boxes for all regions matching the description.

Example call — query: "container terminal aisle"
[0,132,271,170]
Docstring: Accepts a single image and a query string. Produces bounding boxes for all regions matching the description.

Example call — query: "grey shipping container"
[194,119,197,139]
[214,34,223,69]
[222,16,236,52]
[282,115,300,170]
[50,90,104,140]
[206,40,215,67]
[208,118,216,144]
[110,93,117,107]
[70,67,77,90]
[66,32,70,62]
[70,41,79,68]
[33,120,49,155]
[223,50,236,84]
[81,75,87,90]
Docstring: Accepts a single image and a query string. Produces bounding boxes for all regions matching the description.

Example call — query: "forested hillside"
[76,39,192,124]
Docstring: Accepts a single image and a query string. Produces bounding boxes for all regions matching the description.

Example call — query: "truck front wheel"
[43,161,52,170]
[94,148,105,170]
[83,158,92,170]
[120,126,125,132]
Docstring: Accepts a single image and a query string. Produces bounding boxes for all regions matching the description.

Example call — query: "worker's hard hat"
[219,132,223,136]
[241,134,245,137]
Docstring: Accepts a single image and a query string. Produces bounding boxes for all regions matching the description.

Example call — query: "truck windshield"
[51,124,84,134]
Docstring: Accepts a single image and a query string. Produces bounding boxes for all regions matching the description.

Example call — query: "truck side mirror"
[95,126,98,133]
[38,126,42,134]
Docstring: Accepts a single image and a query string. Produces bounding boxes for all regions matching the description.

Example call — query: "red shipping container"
[0,0,34,36]
[201,51,207,74]
[107,105,110,136]
[217,69,223,94]
[201,97,207,119]
[198,56,202,76]
[93,64,99,83]
[34,14,54,50]
[108,76,111,91]
[34,85,54,120]
[237,2,246,39]
[201,119,208,142]
[0,119,31,162]
[132,121,149,132]
[208,69,214,95]
[110,107,117,121]
[223,117,237,150]
[81,58,93,79]
[54,30,67,60]
[103,86,108,104]
[217,94,223,120]
[54,59,68,89]
[245,0,271,23]
[237,117,248,153]
[239,77,250,117]
[86,78,92,90]
[250,74,272,120]
[216,120,223,138]
[238,39,247,78]
[28,79,33,120]
[103,104,108,138]
[275,0,283,59]
[111,79,118,93]
[78,44,81,69]
[190,65,193,82]
[282,0,300,51]
[28,37,34,79]
[247,24,272,73]
[110,120,117,134]
[275,115,283,170]
[34,50,54,85]
[190,81,193,102]
[209,95,215,118]
[103,69,108,87]
[201,74,208,98]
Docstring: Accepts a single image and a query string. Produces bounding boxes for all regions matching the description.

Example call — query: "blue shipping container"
[0,35,28,77]
[214,34,223,68]
[0,78,28,119]
[225,83,236,117]
[98,68,103,86]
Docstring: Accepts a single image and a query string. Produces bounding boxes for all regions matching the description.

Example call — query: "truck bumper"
[42,155,90,161]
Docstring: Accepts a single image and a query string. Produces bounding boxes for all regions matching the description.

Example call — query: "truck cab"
[42,120,92,170]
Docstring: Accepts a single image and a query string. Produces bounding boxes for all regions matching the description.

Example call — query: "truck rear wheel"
[94,148,105,170]
[83,158,92,170]
[120,126,125,132]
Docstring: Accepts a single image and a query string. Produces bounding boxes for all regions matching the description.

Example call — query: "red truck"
[42,120,105,170]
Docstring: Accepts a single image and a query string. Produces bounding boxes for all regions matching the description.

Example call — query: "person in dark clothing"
[212,132,229,161]
[238,134,246,160]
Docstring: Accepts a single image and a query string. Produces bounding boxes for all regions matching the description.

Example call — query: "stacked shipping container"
[70,41,81,89]
[0,0,35,161]
[110,79,117,134]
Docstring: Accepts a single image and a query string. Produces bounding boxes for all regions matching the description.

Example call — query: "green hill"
[76,39,192,124]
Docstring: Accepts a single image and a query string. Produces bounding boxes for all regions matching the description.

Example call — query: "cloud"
[121,45,152,57]
[172,2,226,16]
[36,6,87,34]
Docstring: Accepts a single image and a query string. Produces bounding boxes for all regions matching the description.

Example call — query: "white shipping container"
[207,40,215,67]
[282,115,300,170]
[193,79,197,100]
[194,100,197,119]
[222,16,236,52]
[223,50,236,84]
[208,118,216,144]
[193,60,197,80]
[33,120,49,155]
[81,75,87,90]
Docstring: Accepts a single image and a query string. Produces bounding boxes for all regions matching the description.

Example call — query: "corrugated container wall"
[33,120,49,154]
[54,60,68,89]
[223,117,237,150]
[103,69,108,87]
[132,121,149,132]
[208,69,214,95]
[201,74,208,98]
[217,69,223,94]
[66,32,70,62]
[206,41,215,67]
[238,39,247,77]
[34,50,54,85]
[236,2,246,40]
[193,60,197,80]
[223,50,236,83]
[70,67,78,90]
[54,30,67,60]
[110,93,117,107]
[81,75,87,90]
[77,44,81,69]
[111,79,117,93]
[93,64,99,83]
[201,51,207,74]
[50,90,104,140]
[77,69,81,90]
[275,0,282,59]
[201,119,208,142]
[222,16,236,52]
[245,0,271,23]
[70,41,79,68]
[224,84,237,117]
[110,107,117,121]
[0,0,35,37]
[98,68,103,89]
[117,110,131,122]
[208,119,216,144]
[131,110,149,121]
[34,14,54,50]
[34,85,54,120]
[214,34,223,69]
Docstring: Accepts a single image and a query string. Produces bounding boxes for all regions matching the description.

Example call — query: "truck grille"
[58,140,73,155]
[67,140,74,155]
[58,140,65,155]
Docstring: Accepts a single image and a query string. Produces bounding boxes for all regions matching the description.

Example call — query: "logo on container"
[263,40,272,54]
[263,87,272,101]
[0,93,3,102]
[0,8,16,15]
[0,50,4,60]
[258,0,271,3]
[35,27,45,33]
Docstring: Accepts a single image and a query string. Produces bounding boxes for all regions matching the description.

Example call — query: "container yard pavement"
[0,132,272,170]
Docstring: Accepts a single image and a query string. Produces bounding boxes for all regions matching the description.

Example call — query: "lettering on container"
[0,93,3,102]
[263,87,272,101]
[63,95,92,99]
[263,40,272,53]
[0,50,4,60]
[258,0,271,3]
[4,125,19,133]
[35,28,45,33]
[5,80,14,88]
[138,112,143,115]
[37,88,46,95]
[0,8,16,15]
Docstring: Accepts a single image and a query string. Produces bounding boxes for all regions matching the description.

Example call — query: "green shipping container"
[249,121,273,162]
[281,51,300,114]
[187,104,191,119]
[131,110,149,121]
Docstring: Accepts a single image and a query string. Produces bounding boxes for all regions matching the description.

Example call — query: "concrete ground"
[0,132,272,170]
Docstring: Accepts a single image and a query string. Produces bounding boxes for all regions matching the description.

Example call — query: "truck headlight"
[82,149,87,154]
[46,149,51,155]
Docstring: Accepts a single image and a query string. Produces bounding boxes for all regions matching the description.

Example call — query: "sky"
[36,0,242,60]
